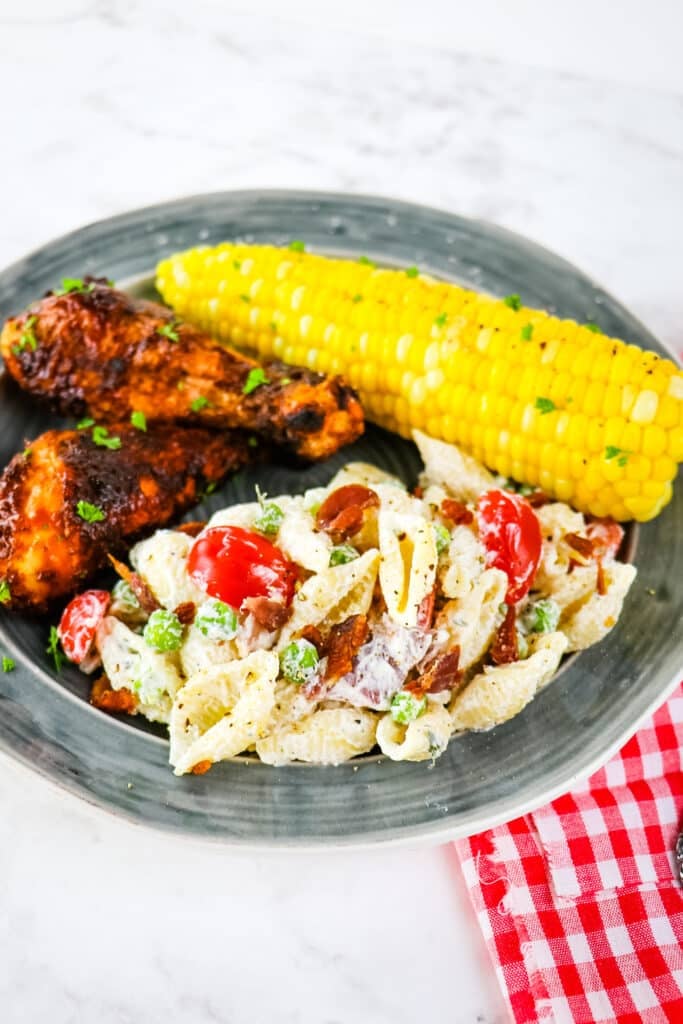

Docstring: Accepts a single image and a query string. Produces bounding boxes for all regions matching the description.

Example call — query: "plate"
[0,191,681,848]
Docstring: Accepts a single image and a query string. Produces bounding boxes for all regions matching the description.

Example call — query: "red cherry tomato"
[58,589,111,664]
[477,489,542,603]
[585,517,624,560]
[187,526,297,608]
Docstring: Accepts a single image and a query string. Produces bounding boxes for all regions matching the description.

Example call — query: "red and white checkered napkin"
[454,682,683,1024]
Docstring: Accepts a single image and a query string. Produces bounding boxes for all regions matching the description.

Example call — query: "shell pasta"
[78,433,636,772]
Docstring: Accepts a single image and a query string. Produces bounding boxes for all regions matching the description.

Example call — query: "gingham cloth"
[454,682,683,1024]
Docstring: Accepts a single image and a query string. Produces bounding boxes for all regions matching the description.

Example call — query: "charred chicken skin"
[0,281,364,461]
[0,425,253,612]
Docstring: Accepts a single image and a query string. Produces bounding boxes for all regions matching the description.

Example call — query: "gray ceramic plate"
[0,191,681,848]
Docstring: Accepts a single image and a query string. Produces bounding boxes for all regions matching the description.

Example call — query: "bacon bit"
[316,484,380,540]
[298,623,324,652]
[323,614,370,682]
[565,532,596,563]
[490,605,518,665]
[585,517,624,560]
[242,596,293,631]
[174,601,196,625]
[596,557,607,596]
[440,498,474,526]
[176,521,207,538]
[416,587,436,630]
[191,760,212,775]
[526,491,551,508]
[108,554,160,613]
[412,485,424,499]
[408,647,462,697]
[90,674,137,714]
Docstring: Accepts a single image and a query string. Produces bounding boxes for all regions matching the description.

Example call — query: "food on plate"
[0,278,363,462]
[0,424,254,612]
[64,433,635,772]
[156,243,683,522]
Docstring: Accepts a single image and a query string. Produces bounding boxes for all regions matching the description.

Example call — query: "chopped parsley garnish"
[130,410,147,431]
[504,294,522,311]
[204,481,218,496]
[520,323,534,341]
[358,255,375,267]
[13,315,38,354]
[242,367,269,395]
[0,580,10,604]
[233,259,242,270]
[54,278,94,296]
[92,426,122,450]
[405,266,419,278]
[288,240,306,252]
[190,396,211,412]
[240,293,251,303]
[535,397,556,415]
[157,319,180,342]
[605,445,631,467]
[270,321,278,332]
[76,500,105,523]
[351,294,363,304]
[247,436,259,448]
[2,656,15,672]
[329,544,359,566]
[280,376,292,385]
[585,322,602,334]
[433,312,448,328]
[22,447,32,459]
[280,639,319,685]
[76,417,95,430]
[390,690,426,724]
[46,625,66,672]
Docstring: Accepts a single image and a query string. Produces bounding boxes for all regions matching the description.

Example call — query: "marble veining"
[0,2,680,1022]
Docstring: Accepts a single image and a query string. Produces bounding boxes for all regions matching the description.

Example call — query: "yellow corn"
[156,243,683,522]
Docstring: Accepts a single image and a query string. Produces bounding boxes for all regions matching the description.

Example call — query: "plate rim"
[0,664,680,852]
[0,188,681,849]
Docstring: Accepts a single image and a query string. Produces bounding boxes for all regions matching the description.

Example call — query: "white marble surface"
[0,3,681,1022]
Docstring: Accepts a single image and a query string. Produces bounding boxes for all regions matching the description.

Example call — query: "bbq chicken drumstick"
[0,280,363,461]
[0,424,253,612]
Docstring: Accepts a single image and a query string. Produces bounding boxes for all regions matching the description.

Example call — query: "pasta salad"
[58,431,636,773]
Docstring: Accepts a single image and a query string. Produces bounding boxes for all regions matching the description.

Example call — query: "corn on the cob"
[156,244,683,522]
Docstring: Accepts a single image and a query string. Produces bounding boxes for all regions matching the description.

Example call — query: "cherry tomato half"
[187,526,297,608]
[58,589,111,664]
[477,489,542,603]
[585,517,624,560]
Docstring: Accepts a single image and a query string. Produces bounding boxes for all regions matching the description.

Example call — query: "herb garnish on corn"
[157,244,683,521]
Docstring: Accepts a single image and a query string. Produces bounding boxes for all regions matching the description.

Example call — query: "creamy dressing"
[96,616,182,724]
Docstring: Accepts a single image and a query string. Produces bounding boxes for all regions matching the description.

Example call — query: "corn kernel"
[625,455,651,482]
[641,425,667,458]
[630,389,659,424]
[658,395,681,429]
[652,455,677,481]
